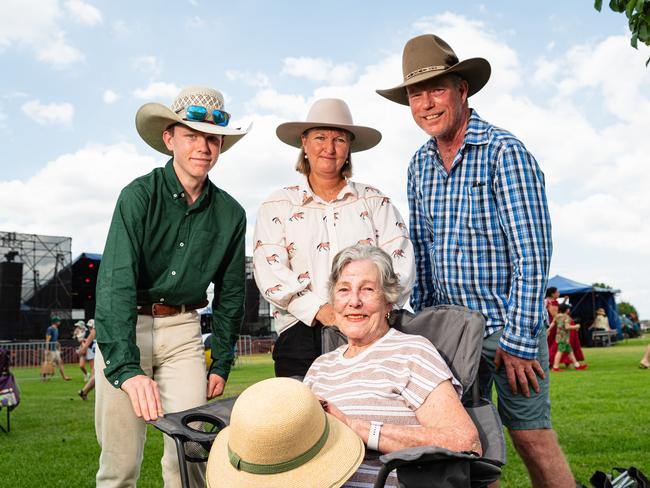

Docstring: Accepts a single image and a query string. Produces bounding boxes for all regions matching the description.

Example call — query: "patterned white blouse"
[253,175,415,335]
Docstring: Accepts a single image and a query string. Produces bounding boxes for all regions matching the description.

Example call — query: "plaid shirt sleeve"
[493,141,552,359]
[407,155,434,313]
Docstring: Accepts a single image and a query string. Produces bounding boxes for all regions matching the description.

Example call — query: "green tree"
[617,301,638,316]
[594,0,650,65]
[592,282,613,289]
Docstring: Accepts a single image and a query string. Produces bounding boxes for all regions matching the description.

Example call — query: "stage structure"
[0,231,72,340]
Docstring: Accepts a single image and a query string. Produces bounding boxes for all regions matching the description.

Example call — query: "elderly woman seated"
[303,244,481,488]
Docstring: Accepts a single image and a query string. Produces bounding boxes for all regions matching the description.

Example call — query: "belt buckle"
[152,303,165,317]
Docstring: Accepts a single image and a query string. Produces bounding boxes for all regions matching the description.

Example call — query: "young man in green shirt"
[94,86,249,487]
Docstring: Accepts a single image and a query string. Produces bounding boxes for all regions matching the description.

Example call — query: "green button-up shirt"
[95,159,246,388]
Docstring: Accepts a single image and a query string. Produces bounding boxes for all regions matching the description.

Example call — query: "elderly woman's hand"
[319,397,350,427]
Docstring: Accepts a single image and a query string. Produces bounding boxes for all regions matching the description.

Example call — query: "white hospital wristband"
[367,421,383,451]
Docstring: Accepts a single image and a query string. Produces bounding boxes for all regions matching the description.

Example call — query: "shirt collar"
[288,174,356,205]
[463,109,490,146]
[163,158,211,209]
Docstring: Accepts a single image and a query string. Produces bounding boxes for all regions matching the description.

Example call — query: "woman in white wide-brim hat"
[253,98,415,378]
[206,377,364,488]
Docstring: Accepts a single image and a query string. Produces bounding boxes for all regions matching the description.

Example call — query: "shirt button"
[179,242,184,247]
[160,298,165,302]
[114,380,119,385]
[106,360,110,365]
[173,193,178,198]
[171,271,176,276]
[180,192,185,198]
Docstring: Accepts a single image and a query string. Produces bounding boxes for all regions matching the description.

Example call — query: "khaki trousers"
[95,311,207,488]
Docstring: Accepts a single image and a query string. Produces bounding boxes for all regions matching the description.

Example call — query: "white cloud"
[21,99,75,125]
[226,70,270,88]
[64,0,102,26]
[282,57,357,85]
[0,144,157,255]
[244,88,308,120]
[102,89,120,104]
[0,0,84,68]
[35,31,84,67]
[133,82,180,100]
[131,55,162,77]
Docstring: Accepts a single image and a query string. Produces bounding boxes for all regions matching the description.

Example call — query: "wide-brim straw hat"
[206,377,364,488]
[135,86,249,155]
[376,34,491,106]
[276,98,382,152]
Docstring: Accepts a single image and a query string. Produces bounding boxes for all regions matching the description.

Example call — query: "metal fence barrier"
[1,342,78,368]
[3,335,275,369]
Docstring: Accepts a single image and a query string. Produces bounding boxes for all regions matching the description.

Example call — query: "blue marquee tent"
[547,275,622,343]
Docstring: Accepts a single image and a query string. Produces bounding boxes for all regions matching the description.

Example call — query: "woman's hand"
[314,304,336,327]
[319,397,349,427]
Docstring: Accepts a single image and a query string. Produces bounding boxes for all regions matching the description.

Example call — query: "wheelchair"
[151,305,506,487]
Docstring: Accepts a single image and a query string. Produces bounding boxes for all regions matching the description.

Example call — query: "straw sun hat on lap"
[207,377,364,488]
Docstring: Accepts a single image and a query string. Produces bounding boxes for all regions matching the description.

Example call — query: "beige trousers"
[95,311,207,488]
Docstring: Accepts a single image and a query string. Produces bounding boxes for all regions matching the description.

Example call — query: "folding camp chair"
[0,347,21,433]
[151,304,505,488]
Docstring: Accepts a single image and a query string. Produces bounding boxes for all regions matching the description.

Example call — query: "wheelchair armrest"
[374,446,481,488]
[148,396,238,446]
[379,445,480,468]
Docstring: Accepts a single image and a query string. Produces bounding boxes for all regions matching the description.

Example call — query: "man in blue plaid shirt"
[377,35,575,487]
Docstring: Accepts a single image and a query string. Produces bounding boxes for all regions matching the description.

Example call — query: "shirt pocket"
[191,229,226,272]
[466,184,490,235]
[459,185,490,260]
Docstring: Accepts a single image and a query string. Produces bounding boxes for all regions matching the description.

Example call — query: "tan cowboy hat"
[276,98,382,152]
[376,34,491,106]
[206,377,364,488]
[135,86,250,155]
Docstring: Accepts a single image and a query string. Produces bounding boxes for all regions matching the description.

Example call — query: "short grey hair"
[328,244,402,305]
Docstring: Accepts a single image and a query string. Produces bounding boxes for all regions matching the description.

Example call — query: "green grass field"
[1,338,648,487]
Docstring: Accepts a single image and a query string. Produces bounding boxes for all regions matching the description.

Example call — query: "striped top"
[304,328,462,488]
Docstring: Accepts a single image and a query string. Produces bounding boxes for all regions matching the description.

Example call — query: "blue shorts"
[478,329,551,430]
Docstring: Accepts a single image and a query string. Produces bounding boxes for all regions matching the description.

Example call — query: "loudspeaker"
[0,261,23,340]
[0,262,23,322]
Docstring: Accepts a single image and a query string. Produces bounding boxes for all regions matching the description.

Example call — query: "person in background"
[548,304,588,372]
[73,320,92,381]
[590,308,611,331]
[43,316,71,381]
[78,319,97,400]
[639,344,650,369]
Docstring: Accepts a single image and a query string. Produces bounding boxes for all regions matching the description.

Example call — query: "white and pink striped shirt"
[304,328,462,487]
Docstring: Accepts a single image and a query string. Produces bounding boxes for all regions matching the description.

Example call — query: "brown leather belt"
[137,300,209,317]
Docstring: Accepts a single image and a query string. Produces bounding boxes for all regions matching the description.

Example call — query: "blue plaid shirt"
[408,110,552,359]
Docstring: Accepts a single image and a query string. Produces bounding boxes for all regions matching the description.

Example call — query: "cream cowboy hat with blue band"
[206,377,364,488]
[135,86,250,155]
